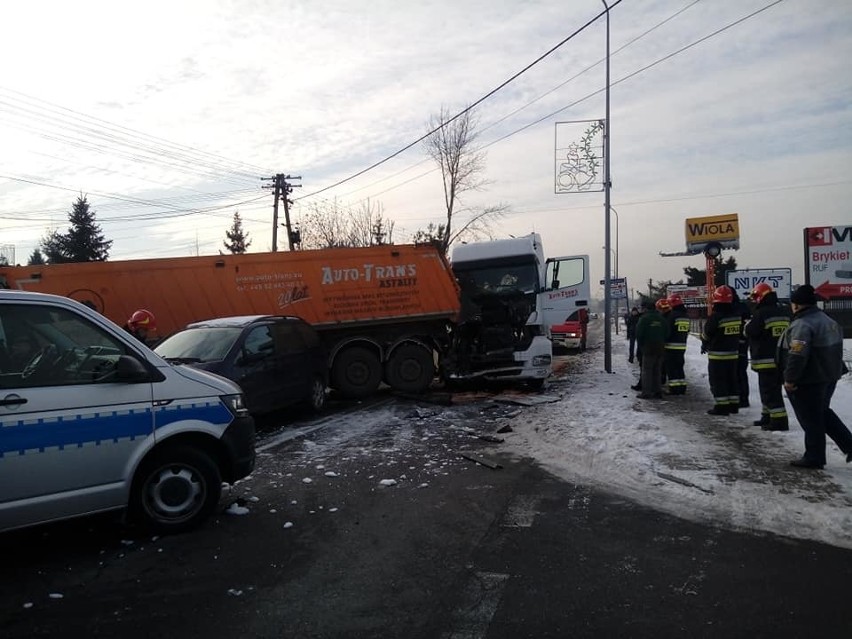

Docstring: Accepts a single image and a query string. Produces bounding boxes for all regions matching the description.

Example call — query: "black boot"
[630,383,642,391]
[707,406,730,416]
[763,417,789,432]
[753,414,770,427]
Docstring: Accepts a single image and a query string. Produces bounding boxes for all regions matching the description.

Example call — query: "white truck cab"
[0,290,255,534]
[450,234,553,387]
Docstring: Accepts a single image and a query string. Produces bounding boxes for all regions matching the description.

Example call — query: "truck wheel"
[332,347,382,398]
[129,446,222,534]
[385,344,435,393]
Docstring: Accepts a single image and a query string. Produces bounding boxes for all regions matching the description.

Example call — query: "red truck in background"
[549,307,589,352]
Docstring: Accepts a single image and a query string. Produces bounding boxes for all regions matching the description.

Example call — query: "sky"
[1,0,851,297]
[253,330,852,551]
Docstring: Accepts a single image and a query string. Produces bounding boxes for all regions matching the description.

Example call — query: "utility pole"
[601,0,613,373]
[263,174,302,251]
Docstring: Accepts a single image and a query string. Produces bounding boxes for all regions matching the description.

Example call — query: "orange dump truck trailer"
[0,245,461,397]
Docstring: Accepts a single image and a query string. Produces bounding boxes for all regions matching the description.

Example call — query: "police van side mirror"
[115,355,152,382]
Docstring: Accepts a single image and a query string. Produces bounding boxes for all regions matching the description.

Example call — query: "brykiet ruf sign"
[804,226,852,300]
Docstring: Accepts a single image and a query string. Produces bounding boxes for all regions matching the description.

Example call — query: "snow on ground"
[501,332,852,550]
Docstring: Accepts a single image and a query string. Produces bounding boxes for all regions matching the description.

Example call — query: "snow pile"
[501,334,852,549]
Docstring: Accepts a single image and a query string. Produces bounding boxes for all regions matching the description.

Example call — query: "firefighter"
[745,283,791,430]
[664,294,690,395]
[701,286,742,415]
[124,309,157,345]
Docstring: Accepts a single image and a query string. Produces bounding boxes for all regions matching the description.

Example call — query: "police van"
[0,290,256,534]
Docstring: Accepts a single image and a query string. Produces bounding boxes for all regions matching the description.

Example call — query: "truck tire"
[332,346,382,398]
[129,446,222,534]
[385,344,435,394]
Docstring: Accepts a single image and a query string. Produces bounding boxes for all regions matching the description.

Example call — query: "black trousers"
[664,349,687,393]
[786,381,852,465]
[737,352,750,404]
[756,368,787,425]
[708,359,738,409]
[628,336,637,361]
[640,343,664,396]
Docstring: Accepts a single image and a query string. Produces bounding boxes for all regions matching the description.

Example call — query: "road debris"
[460,452,503,470]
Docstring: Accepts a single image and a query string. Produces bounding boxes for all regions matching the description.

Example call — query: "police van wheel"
[130,446,222,534]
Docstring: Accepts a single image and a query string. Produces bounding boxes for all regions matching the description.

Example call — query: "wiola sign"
[685,213,740,254]
[805,226,852,300]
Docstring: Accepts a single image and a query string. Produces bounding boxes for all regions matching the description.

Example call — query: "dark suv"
[155,315,327,416]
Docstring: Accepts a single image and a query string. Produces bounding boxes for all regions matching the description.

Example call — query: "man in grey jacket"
[778,284,852,469]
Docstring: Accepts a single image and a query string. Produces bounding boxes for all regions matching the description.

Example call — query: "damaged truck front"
[445,234,591,388]
[443,235,553,388]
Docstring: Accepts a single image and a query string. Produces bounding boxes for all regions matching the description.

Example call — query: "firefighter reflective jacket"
[665,306,690,350]
[745,298,791,371]
[701,303,742,360]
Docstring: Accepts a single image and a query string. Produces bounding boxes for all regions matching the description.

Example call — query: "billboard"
[726,268,792,300]
[685,214,740,254]
[599,277,627,300]
[805,226,852,300]
[666,284,706,307]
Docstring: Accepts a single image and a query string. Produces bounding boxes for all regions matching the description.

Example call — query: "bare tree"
[421,106,507,252]
[297,198,394,249]
[348,199,394,247]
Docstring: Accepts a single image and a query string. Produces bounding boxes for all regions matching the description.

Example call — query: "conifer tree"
[27,248,45,265]
[40,195,112,263]
[223,212,252,254]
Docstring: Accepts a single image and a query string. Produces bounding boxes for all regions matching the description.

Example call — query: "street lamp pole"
[610,206,619,279]
[601,0,613,373]
[610,206,620,335]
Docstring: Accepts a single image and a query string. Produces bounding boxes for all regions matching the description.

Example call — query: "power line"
[0,172,267,222]
[296,0,625,202]
[314,0,702,208]
[307,0,787,213]
[0,87,273,178]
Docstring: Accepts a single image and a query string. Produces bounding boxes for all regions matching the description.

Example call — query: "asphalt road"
[2,375,851,639]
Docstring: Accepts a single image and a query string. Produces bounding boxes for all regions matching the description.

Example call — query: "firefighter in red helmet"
[700,286,742,415]
[664,294,690,395]
[745,283,791,430]
[124,309,157,345]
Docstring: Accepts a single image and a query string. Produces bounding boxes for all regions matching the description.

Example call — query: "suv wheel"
[130,446,222,534]
[307,376,326,412]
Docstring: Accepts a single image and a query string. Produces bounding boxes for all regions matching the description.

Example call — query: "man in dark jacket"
[636,300,666,399]
[701,285,742,415]
[778,284,852,469]
[664,294,690,395]
[625,307,640,363]
[746,283,791,431]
